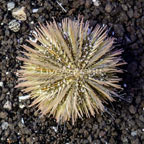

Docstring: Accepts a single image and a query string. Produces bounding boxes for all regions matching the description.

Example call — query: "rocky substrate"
[0,0,144,143]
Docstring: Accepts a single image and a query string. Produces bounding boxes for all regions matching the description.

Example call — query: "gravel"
[3,101,12,110]
[7,2,15,11]
[0,0,144,143]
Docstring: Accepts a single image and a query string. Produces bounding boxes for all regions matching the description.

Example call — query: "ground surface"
[0,0,144,143]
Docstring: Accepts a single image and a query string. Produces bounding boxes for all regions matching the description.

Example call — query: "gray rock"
[121,4,128,11]
[139,115,144,122]
[131,131,137,136]
[32,8,39,13]
[0,81,3,87]
[129,105,136,114]
[7,2,15,11]
[93,0,100,7]
[0,112,8,119]
[8,20,20,32]
[3,101,12,110]
[105,3,113,13]
[127,9,134,18]
[1,122,9,130]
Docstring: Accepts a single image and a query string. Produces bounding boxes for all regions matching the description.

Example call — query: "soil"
[0,0,144,143]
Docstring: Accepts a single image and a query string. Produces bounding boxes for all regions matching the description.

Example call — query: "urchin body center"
[73,68,80,77]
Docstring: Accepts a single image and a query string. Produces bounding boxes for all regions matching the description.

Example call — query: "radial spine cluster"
[16,18,124,124]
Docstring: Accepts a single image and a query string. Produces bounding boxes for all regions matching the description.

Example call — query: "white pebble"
[6,72,9,75]
[131,131,137,136]
[7,2,15,11]
[51,126,58,132]
[92,0,100,7]
[1,122,9,130]
[3,101,12,110]
[32,8,39,13]
[21,118,24,124]
[30,21,34,24]
[0,82,3,87]
[19,95,30,101]
[19,104,25,109]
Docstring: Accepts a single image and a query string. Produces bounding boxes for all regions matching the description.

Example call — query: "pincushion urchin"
[16,18,124,124]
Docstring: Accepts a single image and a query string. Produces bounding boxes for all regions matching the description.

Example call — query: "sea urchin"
[16,18,124,124]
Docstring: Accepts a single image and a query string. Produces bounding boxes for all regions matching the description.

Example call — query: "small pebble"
[92,0,100,7]
[99,130,106,138]
[8,20,20,32]
[0,82,3,87]
[30,21,34,24]
[19,103,25,109]
[7,2,15,11]
[19,95,30,101]
[32,8,39,13]
[121,4,128,11]
[21,118,24,124]
[1,122,9,130]
[127,9,134,18]
[3,101,12,110]
[129,105,136,114]
[0,112,8,119]
[51,126,58,132]
[105,3,112,13]
[131,131,137,136]
[6,72,9,75]
[12,7,27,21]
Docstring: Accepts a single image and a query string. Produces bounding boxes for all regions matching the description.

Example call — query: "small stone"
[92,0,100,7]
[51,126,58,132]
[8,20,20,32]
[121,4,128,11]
[3,101,12,110]
[127,9,134,18]
[85,0,92,8]
[0,82,3,87]
[129,105,136,114]
[139,115,144,122]
[32,8,39,13]
[105,3,112,13]
[131,131,137,136]
[134,11,140,19]
[19,103,25,109]
[12,7,27,21]
[19,95,30,101]
[121,137,128,143]
[99,130,106,137]
[7,2,15,11]
[21,118,24,124]
[1,122,9,130]
[0,112,8,119]
[120,12,128,22]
